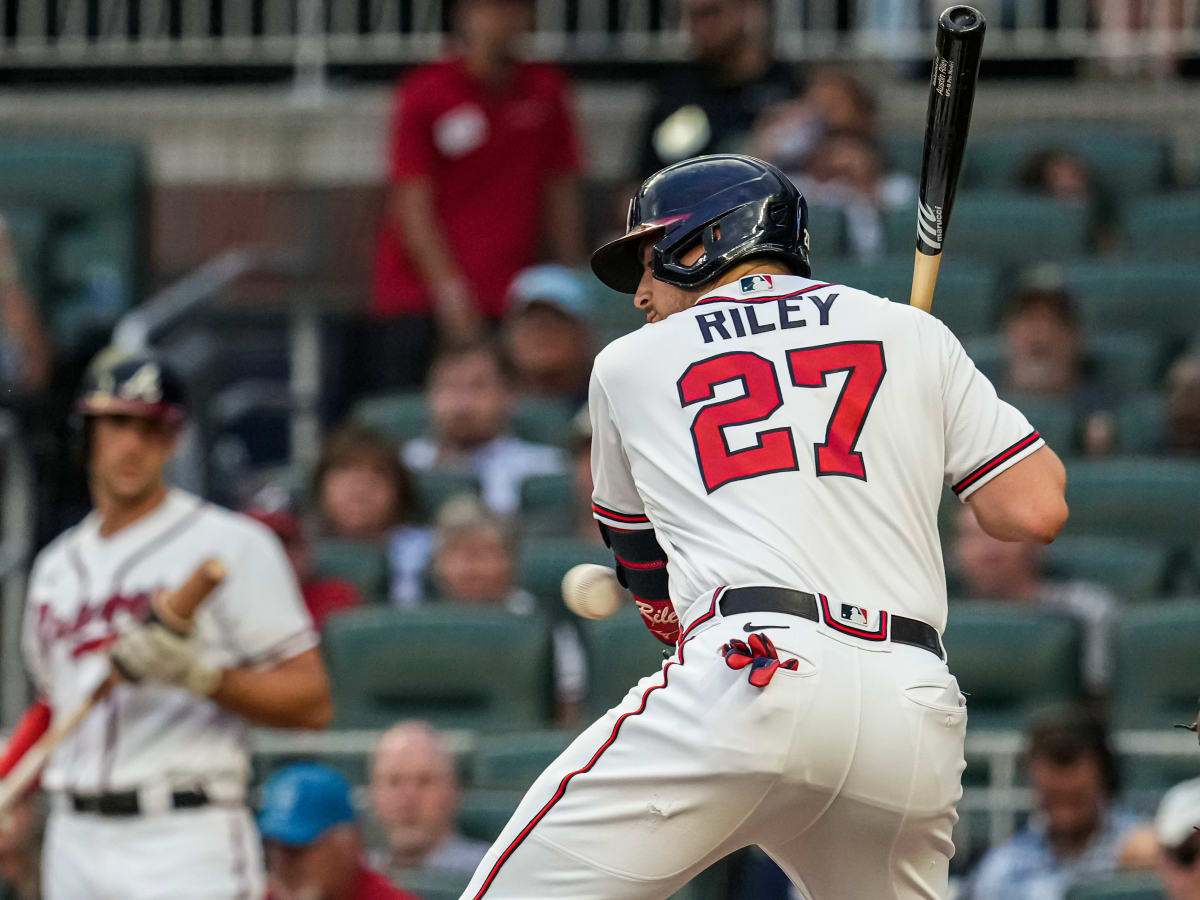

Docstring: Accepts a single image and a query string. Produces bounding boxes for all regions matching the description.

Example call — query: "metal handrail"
[0,410,35,726]
[112,246,304,352]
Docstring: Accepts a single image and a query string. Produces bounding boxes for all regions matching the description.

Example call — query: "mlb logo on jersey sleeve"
[740,274,773,294]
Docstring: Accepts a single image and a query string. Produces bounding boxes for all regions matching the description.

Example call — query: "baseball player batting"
[0,348,333,899]
[460,154,1068,900]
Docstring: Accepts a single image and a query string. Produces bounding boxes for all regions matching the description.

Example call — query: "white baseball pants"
[460,593,967,900]
[43,802,265,900]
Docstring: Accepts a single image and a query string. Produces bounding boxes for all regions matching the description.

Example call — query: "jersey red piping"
[469,586,724,898]
[590,502,649,524]
[952,431,1042,495]
[818,593,889,641]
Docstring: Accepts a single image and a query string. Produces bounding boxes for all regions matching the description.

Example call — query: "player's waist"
[53,773,246,818]
[683,586,944,660]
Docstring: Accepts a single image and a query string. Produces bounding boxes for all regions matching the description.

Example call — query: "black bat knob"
[941,5,985,33]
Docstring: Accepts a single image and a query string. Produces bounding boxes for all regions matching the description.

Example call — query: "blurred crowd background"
[2,0,1200,897]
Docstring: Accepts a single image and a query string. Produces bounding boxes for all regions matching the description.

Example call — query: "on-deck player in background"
[460,154,1068,900]
[5,347,333,899]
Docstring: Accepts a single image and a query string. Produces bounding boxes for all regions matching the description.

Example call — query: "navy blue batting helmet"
[590,154,811,294]
[76,348,188,427]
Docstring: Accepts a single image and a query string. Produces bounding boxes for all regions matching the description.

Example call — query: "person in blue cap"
[501,263,595,405]
[258,763,421,900]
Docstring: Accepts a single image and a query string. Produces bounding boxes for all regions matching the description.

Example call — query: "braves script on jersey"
[24,489,316,793]
[589,273,1041,633]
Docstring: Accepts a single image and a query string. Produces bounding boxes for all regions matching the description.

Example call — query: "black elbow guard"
[597,522,669,601]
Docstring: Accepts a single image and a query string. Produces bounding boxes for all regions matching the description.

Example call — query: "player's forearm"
[210,648,333,730]
[543,176,585,265]
[392,181,465,287]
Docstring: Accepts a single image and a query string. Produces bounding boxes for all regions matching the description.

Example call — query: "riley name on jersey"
[694,278,839,345]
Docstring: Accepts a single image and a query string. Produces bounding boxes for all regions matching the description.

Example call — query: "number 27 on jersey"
[677,341,887,493]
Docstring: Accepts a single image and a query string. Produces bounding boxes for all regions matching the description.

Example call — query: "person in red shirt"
[369,0,584,388]
[260,763,422,900]
[244,509,362,629]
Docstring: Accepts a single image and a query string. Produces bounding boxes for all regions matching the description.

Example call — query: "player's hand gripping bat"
[0,559,226,816]
[910,6,986,312]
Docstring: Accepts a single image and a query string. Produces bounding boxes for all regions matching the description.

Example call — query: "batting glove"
[110,622,222,697]
[634,596,680,645]
[721,633,798,688]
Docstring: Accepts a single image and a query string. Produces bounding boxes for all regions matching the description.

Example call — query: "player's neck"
[94,482,170,538]
[717,260,793,288]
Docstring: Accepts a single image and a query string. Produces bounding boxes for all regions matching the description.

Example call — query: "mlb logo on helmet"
[740,274,773,294]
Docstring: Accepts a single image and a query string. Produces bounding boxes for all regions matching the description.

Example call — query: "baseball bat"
[910,6,986,313]
[0,559,226,815]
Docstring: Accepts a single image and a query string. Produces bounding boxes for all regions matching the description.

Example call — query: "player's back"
[591,273,1033,632]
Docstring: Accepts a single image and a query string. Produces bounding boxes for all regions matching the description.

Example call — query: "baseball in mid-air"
[562,564,624,620]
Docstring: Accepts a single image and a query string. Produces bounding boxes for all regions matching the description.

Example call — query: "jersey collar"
[695,273,832,307]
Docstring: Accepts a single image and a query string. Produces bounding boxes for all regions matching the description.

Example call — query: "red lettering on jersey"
[35,591,155,658]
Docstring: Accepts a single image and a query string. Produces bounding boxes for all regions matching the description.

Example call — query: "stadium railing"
[0,0,1195,71]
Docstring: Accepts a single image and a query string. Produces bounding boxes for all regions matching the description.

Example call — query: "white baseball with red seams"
[24,488,315,899]
[460,272,1044,900]
[561,564,623,620]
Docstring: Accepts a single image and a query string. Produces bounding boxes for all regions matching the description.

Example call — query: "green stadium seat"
[1062,459,1200,548]
[944,603,1082,730]
[395,869,474,900]
[519,472,575,522]
[351,391,426,444]
[1042,536,1170,600]
[323,607,552,729]
[997,392,1077,455]
[520,537,613,619]
[1112,600,1200,730]
[591,279,648,342]
[512,397,574,447]
[457,787,525,843]
[0,140,147,351]
[1126,191,1200,259]
[1115,394,1167,455]
[1065,873,1167,900]
[471,729,577,789]
[889,191,1090,263]
[804,203,848,261]
[882,132,926,181]
[412,470,481,522]
[818,256,1000,338]
[581,604,671,719]
[353,391,572,448]
[963,333,1160,396]
[312,538,391,602]
[965,128,1170,199]
[0,206,50,304]
[1059,261,1200,342]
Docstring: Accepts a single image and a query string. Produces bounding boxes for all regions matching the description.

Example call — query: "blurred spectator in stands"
[569,406,604,545]
[314,426,434,607]
[1165,351,1200,457]
[501,265,594,406]
[432,496,585,722]
[246,509,362,629]
[0,793,41,900]
[368,0,583,388]
[748,68,877,174]
[1154,778,1200,899]
[369,721,488,878]
[1001,286,1115,456]
[0,214,51,398]
[260,763,419,900]
[789,130,915,261]
[1017,150,1117,254]
[964,706,1143,900]
[953,507,1114,696]
[403,344,565,516]
[636,0,800,179]
[1095,0,1196,78]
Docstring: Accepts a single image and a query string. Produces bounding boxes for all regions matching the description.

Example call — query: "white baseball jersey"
[589,273,1043,633]
[23,488,317,794]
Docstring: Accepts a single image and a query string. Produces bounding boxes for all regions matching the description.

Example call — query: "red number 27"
[677,342,887,493]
